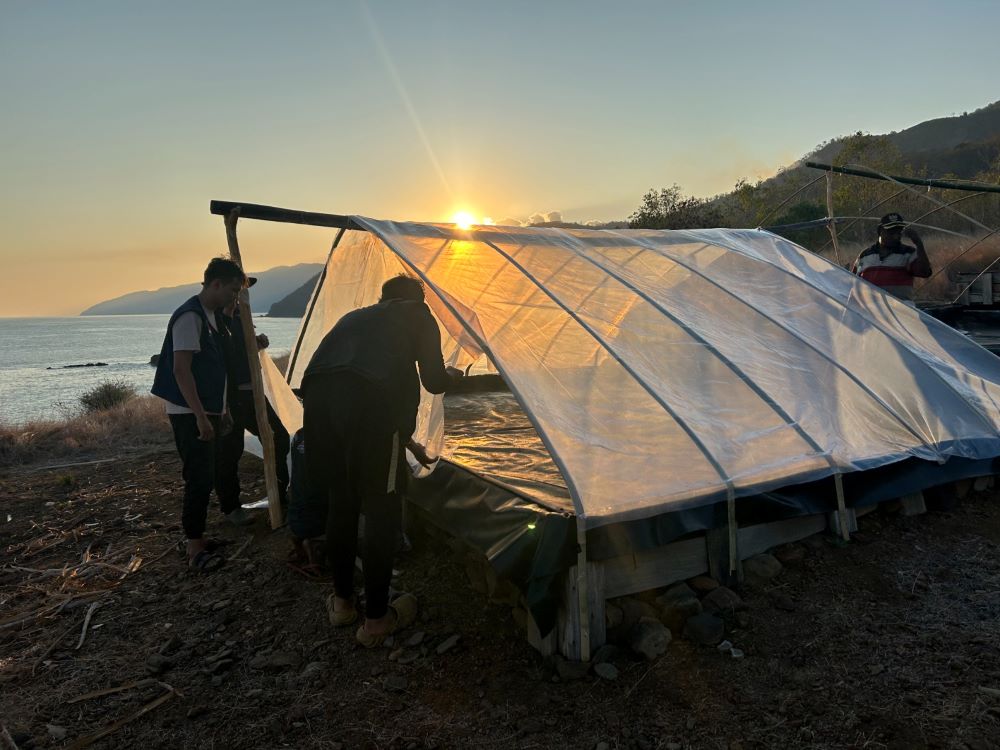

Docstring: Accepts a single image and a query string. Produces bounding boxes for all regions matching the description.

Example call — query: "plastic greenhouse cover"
[284,220,1000,531]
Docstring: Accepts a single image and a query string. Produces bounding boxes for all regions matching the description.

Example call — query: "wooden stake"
[834,474,851,541]
[223,208,283,529]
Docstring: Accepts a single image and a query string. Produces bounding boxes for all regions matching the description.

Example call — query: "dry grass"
[0,395,170,468]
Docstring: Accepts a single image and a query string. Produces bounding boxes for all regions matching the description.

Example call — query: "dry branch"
[67,687,178,749]
[76,601,102,649]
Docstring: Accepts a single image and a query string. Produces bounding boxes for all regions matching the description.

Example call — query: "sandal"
[189,549,225,573]
[326,594,358,627]
[355,593,417,648]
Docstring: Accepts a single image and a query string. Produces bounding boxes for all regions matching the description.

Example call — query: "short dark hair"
[380,274,424,302]
[203,257,247,286]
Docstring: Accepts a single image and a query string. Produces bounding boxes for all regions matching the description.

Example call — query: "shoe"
[355,593,417,648]
[326,594,359,627]
[224,507,255,527]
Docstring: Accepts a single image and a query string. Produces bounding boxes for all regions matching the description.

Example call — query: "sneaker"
[224,507,255,527]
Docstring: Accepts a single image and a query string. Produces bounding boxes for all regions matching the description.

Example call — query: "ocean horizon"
[0,314,302,424]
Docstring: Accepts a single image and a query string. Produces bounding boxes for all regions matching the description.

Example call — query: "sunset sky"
[2,0,998,316]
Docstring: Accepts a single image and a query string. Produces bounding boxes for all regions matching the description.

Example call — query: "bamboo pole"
[223,208,283,529]
[825,173,843,267]
[806,162,1000,195]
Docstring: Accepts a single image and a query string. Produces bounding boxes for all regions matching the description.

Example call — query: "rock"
[46,725,68,740]
[145,654,172,675]
[436,634,461,655]
[250,651,301,672]
[398,651,420,665]
[688,575,720,594]
[658,582,697,603]
[629,618,672,660]
[594,662,619,680]
[388,648,403,661]
[405,631,425,647]
[383,674,408,692]
[605,602,624,629]
[592,644,624,665]
[773,543,806,566]
[656,588,702,633]
[554,656,592,681]
[701,586,745,613]
[743,553,782,583]
[684,612,725,645]
[618,597,660,629]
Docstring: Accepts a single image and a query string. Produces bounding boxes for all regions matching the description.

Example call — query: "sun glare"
[451,211,476,230]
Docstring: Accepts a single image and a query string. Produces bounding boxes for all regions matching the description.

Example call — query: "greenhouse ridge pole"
[223,209,284,529]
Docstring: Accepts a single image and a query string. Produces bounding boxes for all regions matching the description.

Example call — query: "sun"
[451,211,476,230]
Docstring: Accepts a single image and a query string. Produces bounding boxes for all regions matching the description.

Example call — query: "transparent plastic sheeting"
[284,221,1000,530]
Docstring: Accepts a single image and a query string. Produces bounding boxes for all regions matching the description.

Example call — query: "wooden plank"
[603,537,706,599]
[211,200,363,230]
[899,492,927,516]
[558,562,605,661]
[739,514,827,558]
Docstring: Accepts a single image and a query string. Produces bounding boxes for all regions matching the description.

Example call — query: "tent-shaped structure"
[212,201,1000,661]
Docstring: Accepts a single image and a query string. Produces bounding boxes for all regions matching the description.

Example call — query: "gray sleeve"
[172,312,202,352]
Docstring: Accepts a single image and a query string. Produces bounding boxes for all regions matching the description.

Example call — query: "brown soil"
[2,439,1000,750]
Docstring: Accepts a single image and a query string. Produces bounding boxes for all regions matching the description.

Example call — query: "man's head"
[380,274,425,303]
[201,257,247,310]
[877,212,907,248]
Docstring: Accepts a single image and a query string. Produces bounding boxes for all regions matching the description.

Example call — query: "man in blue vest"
[152,258,252,571]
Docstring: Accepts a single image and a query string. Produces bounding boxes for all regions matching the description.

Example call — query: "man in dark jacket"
[302,274,461,646]
[151,258,250,571]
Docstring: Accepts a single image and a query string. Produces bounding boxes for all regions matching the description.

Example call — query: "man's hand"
[196,414,215,442]
[255,333,270,350]
[407,440,437,468]
[903,226,921,243]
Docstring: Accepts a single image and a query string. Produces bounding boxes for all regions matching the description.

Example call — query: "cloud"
[497,217,524,227]
[544,211,562,223]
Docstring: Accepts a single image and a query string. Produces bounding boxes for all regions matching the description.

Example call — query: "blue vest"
[151,296,228,413]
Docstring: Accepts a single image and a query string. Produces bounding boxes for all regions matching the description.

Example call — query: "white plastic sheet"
[286,220,1000,529]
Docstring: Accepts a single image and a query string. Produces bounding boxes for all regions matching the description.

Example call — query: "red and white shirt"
[852,243,920,300]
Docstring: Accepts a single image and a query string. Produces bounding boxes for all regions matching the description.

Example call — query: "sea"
[0,315,302,424]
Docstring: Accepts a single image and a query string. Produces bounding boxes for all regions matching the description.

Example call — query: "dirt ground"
[2,438,1000,750]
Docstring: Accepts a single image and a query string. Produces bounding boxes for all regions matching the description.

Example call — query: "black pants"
[169,414,228,540]
[303,372,405,620]
[215,390,290,510]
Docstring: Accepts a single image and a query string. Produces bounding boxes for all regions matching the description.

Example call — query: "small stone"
[594,662,619,680]
[618,598,660,629]
[405,631,425,647]
[47,725,67,740]
[388,648,404,661]
[701,586,745,613]
[145,653,172,675]
[212,599,231,611]
[436,634,461,655]
[398,651,420,665]
[771,593,796,612]
[629,618,672,660]
[658,582,697,603]
[383,674,408,692]
[684,612,725,645]
[743,554,782,583]
[657,593,702,633]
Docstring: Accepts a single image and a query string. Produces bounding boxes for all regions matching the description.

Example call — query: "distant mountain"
[80,263,323,315]
[268,273,320,317]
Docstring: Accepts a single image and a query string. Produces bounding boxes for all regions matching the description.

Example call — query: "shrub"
[79,378,137,413]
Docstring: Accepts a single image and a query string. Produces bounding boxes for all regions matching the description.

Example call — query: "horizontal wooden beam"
[209,200,365,230]
[805,162,1000,195]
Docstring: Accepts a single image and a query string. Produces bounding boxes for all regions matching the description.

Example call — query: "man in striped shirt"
[851,212,932,302]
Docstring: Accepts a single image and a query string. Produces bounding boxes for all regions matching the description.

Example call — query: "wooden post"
[223,208,283,529]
